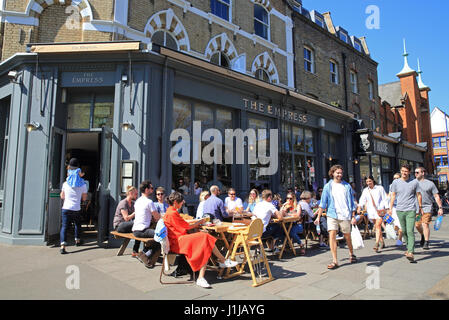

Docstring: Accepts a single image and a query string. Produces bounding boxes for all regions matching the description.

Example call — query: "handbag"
[351,225,364,250]
[368,189,387,217]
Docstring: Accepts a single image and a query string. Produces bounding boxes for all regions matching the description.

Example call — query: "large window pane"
[371,155,381,185]
[93,102,114,128]
[306,157,316,191]
[67,102,91,129]
[254,5,268,39]
[293,126,304,152]
[211,0,230,21]
[173,98,192,194]
[294,155,305,191]
[248,118,270,182]
[282,124,291,152]
[305,129,314,153]
[359,156,370,187]
[281,153,293,191]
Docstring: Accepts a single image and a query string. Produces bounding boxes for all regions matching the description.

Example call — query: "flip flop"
[349,254,357,263]
[327,262,339,270]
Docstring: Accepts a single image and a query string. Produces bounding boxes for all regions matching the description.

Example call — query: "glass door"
[97,126,113,245]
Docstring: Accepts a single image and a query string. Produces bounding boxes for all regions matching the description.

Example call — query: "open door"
[97,126,113,246]
[46,127,67,244]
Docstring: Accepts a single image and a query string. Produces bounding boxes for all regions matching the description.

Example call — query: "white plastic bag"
[385,223,397,240]
[351,225,364,250]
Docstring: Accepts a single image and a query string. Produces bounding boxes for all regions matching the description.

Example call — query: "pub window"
[172,97,234,195]
[254,4,269,40]
[210,52,230,68]
[281,122,316,192]
[67,90,114,130]
[152,31,178,50]
[211,0,230,21]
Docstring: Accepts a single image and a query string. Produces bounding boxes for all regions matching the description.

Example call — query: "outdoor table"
[272,215,301,259]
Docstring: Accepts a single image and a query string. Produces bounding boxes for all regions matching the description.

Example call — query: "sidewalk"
[1,219,448,300]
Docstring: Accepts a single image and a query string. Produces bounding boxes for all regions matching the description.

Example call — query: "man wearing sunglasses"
[224,188,243,217]
[414,167,443,250]
[154,187,169,216]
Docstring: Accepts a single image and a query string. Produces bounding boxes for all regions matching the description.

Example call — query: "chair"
[159,237,195,285]
[224,218,274,287]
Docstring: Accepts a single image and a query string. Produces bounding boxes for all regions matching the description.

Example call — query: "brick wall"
[37,5,82,43]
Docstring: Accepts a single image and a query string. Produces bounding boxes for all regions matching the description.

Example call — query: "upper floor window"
[304,47,314,73]
[339,32,348,43]
[330,60,338,84]
[433,137,447,148]
[254,4,269,40]
[368,80,374,100]
[152,31,178,50]
[354,42,362,52]
[211,52,230,68]
[211,0,230,21]
[255,69,270,82]
[350,70,358,94]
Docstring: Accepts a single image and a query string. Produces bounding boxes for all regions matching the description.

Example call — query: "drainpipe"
[160,57,168,182]
[342,52,349,111]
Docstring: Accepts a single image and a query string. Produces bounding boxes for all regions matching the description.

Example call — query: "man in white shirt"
[224,188,244,217]
[59,158,88,254]
[132,180,161,268]
[252,189,284,251]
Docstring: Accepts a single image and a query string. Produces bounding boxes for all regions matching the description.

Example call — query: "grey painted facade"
[0,45,354,246]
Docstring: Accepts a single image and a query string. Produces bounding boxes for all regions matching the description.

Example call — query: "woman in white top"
[196,190,210,219]
[357,176,389,252]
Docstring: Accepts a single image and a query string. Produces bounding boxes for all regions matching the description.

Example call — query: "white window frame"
[304,47,314,73]
[350,70,358,94]
[254,4,270,41]
[330,60,338,84]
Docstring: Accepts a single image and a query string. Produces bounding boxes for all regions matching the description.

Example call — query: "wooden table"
[272,215,301,259]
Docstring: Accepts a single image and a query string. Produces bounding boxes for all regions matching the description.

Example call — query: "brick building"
[0,0,380,245]
[377,42,433,186]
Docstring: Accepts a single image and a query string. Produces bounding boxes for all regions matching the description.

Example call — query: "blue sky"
[302,0,449,114]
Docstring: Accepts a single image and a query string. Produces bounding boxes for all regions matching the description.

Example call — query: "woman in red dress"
[163,192,239,288]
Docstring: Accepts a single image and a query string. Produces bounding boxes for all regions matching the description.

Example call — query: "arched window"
[152,31,178,50]
[255,69,270,82]
[254,4,269,40]
[211,52,230,68]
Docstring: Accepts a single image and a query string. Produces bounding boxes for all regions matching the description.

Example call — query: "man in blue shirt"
[314,165,357,270]
[202,185,228,221]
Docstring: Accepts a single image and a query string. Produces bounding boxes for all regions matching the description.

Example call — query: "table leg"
[117,238,130,256]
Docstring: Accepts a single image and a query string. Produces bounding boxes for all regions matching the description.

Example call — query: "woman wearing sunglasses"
[280,192,305,255]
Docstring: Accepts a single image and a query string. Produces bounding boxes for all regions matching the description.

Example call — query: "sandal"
[373,243,379,253]
[327,262,339,270]
[406,252,415,262]
[349,254,357,263]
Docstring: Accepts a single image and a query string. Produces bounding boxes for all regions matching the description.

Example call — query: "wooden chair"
[223,218,274,287]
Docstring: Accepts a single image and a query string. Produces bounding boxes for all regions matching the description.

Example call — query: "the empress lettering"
[170,121,278,176]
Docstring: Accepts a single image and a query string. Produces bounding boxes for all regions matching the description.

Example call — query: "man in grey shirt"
[414,167,443,250]
[389,164,422,262]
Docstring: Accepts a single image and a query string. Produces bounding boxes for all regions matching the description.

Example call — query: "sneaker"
[219,259,239,268]
[196,277,211,288]
[420,235,425,247]
[319,243,329,248]
[131,252,139,258]
[60,248,67,254]
[396,240,403,246]
[75,240,83,247]
[336,235,344,241]
[423,241,430,250]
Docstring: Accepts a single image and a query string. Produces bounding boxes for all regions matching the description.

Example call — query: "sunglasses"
[414,172,420,174]
[286,197,293,200]
[156,193,164,196]
[229,193,236,196]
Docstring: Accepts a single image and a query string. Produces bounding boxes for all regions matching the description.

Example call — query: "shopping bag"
[351,225,364,250]
[385,223,397,240]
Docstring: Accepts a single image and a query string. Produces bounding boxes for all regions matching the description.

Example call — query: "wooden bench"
[110,231,154,256]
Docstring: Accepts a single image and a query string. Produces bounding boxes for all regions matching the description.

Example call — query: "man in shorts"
[414,167,443,250]
[389,164,422,262]
[314,165,357,269]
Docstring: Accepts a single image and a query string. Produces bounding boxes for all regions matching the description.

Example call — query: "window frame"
[339,32,348,43]
[254,4,270,41]
[210,51,230,68]
[210,0,231,22]
[350,70,358,94]
[304,47,314,73]
[330,60,339,84]
[151,30,179,50]
[368,80,374,100]
[255,68,270,83]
